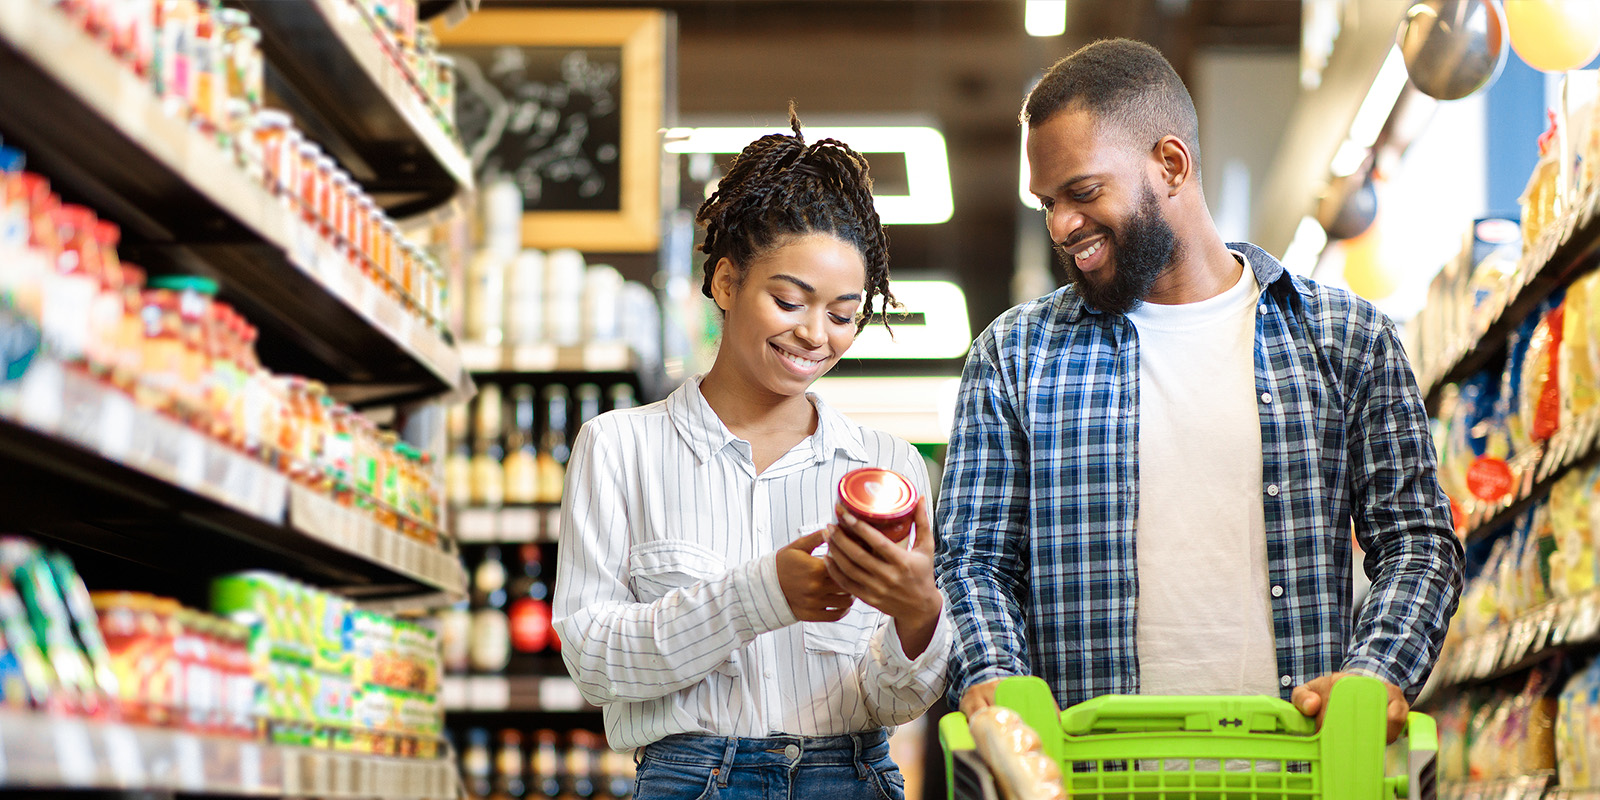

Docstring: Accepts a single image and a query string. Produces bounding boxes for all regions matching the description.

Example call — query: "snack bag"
[1562,271,1599,426]
[1550,469,1597,596]
[1520,297,1566,443]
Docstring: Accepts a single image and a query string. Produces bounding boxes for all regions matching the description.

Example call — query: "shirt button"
[1258,305,1268,315]
[765,671,774,679]
[1281,675,1293,687]
[784,744,801,759]
[1267,484,1280,497]
[1260,392,1272,404]
[1271,585,1284,598]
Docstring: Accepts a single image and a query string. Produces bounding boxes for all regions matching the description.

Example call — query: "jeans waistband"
[641,729,891,769]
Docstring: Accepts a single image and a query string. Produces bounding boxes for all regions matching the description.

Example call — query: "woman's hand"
[823,497,942,657]
[776,529,854,622]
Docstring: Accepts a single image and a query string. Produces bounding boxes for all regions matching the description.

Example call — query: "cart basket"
[939,675,1437,800]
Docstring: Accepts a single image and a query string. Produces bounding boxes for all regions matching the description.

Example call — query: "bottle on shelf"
[507,249,546,347]
[508,544,553,664]
[504,384,539,505]
[575,383,602,431]
[469,545,511,674]
[492,728,528,800]
[599,747,636,800]
[529,728,563,799]
[607,384,636,413]
[463,727,494,800]
[558,730,598,800]
[471,384,505,507]
[447,402,473,508]
[535,385,570,505]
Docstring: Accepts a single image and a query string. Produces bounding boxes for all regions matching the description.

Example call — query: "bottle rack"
[0,709,455,798]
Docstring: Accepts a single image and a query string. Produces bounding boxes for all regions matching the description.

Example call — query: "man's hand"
[1291,672,1409,743]
[960,677,1006,716]
[777,529,853,622]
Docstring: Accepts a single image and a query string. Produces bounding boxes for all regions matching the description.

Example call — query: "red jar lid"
[837,468,917,522]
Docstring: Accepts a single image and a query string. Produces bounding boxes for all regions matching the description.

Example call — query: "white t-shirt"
[1126,255,1279,696]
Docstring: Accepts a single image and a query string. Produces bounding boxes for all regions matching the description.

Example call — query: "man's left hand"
[1291,672,1408,743]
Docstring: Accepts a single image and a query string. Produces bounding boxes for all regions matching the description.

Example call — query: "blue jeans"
[634,729,906,800]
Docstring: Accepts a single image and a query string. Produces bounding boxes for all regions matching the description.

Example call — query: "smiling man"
[933,38,1464,741]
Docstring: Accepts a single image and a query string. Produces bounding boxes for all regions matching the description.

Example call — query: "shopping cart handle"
[1058,692,1319,737]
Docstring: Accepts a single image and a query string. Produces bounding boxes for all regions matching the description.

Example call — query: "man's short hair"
[1022,38,1202,175]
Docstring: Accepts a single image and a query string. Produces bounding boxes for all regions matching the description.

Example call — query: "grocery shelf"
[0,0,464,404]
[1422,587,1600,704]
[1421,187,1600,413]
[1440,772,1554,800]
[460,342,642,376]
[0,357,466,603]
[453,505,562,544]
[244,0,473,217]
[0,709,454,798]
[1456,407,1600,545]
[441,675,596,713]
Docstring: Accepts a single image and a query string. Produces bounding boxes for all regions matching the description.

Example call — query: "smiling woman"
[551,106,951,800]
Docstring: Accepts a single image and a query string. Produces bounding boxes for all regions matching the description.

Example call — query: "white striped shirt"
[553,375,951,750]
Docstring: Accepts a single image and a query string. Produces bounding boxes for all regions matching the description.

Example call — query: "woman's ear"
[710,257,738,311]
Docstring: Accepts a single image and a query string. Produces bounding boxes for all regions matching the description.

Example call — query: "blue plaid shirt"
[935,243,1463,709]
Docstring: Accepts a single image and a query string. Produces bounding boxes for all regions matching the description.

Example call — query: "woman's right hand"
[777,529,854,621]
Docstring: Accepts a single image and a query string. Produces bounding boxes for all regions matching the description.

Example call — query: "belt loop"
[853,733,870,780]
[717,737,737,787]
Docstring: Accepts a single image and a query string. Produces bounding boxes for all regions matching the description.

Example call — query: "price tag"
[175,733,204,790]
[16,357,63,431]
[239,743,262,791]
[51,718,96,785]
[538,677,584,711]
[544,509,562,543]
[501,508,537,541]
[442,676,468,709]
[469,676,510,710]
[175,431,205,489]
[102,725,145,787]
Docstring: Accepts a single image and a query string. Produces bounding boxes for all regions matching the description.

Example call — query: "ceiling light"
[1348,45,1408,148]
[663,126,954,225]
[1025,0,1068,37]
[847,280,972,360]
[1282,215,1329,276]
[1329,140,1369,177]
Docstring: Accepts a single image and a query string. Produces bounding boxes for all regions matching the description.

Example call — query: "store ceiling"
[485,0,1302,348]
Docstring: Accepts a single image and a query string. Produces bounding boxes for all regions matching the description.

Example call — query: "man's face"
[1027,108,1179,314]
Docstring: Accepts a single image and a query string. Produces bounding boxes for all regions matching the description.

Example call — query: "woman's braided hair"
[695,105,894,333]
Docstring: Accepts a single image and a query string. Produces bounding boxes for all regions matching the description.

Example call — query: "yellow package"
[1550,470,1597,596]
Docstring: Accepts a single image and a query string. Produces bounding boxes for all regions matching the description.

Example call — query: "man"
[934,38,1463,740]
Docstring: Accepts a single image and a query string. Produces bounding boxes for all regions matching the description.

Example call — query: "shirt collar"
[665,375,871,466]
[1056,240,1291,323]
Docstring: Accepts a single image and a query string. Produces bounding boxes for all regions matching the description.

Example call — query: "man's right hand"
[777,529,854,622]
[960,677,1006,716]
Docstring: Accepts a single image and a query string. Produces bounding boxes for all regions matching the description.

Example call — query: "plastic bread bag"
[968,706,1066,800]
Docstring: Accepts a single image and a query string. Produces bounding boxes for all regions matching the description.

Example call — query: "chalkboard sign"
[436,8,667,252]
[452,45,624,212]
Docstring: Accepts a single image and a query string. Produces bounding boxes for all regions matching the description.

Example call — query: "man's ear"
[1153,135,1193,197]
[710,257,738,311]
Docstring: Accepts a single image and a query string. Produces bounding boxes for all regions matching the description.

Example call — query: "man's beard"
[1054,183,1178,314]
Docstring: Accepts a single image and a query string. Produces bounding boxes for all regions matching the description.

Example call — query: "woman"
[553,110,948,800]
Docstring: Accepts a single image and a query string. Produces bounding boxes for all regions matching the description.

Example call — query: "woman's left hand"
[823,497,942,657]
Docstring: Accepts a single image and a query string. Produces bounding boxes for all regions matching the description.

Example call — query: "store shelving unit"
[453,505,563,544]
[0,0,465,404]
[1439,772,1554,800]
[0,709,455,798]
[244,0,472,217]
[441,675,596,714]
[0,356,466,600]
[1420,189,1600,413]
[458,341,643,377]
[0,1,477,796]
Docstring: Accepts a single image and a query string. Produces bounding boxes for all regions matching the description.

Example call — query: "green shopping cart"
[939,675,1437,800]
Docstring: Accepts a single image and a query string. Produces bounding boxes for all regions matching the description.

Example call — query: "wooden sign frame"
[437,9,665,252]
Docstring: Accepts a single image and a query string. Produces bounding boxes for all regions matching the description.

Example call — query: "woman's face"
[711,232,867,399]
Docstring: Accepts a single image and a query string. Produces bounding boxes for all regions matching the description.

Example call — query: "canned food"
[836,467,919,542]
